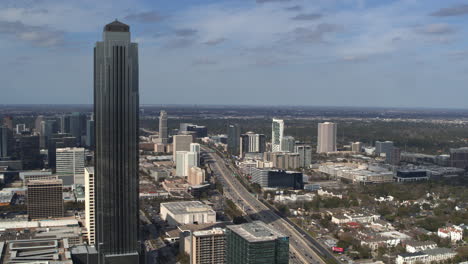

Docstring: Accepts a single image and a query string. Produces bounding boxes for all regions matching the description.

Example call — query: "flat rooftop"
[227,221,287,243]
[161,201,214,215]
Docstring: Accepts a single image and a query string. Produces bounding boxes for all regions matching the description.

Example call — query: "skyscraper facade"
[271,119,284,152]
[295,145,312,168]
[85,167,96,245]
[27,179,64,220]
[227,124,240,155]
[240,132,266,155]
[94,20,140,263]
[173,134,193,161]
[56,147,85,186]
[281,136,295,152]
[0,126,9,158]
[86,119,95,148]
[159,110,168,144]
[317,122,337,153]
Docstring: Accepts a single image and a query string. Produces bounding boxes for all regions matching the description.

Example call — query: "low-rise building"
[405,240,437,253]
[160,201,216,226]
[437,225,463,242]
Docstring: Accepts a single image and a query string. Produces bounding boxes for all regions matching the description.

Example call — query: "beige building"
[352,142,362,153]
[185,228,226,264]
[173,135,193,161]
[264,151,300,170]
[317,122,337,153]
[84,167,95,245]
[188,167,205,186]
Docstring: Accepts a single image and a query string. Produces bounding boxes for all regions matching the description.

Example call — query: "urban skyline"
[2,1,468,108]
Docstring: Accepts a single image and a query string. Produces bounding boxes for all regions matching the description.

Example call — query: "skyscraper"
[56,147,85,186]
[86,119,95,148]
[281,136,295,152]
[94,20,140,263]
[0,126,9,158]
[27,179,64,220]
[227,124,240,155]
[173,134,193,161]
[226,221,289,264]
[159,110,168,144]
[272,119,284,152]
[295,144,312,168]
[240,132,266,155]
[85,167,96,245]
[317,122,337,153]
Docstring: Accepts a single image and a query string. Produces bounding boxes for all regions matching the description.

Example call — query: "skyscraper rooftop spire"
[103,19,129,32]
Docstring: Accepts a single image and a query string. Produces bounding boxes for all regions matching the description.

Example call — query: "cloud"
[415,23,455,35]
[291,13,322,21]
[203,37,226,46]
[289,23,342,44]
[164,37,195,49]
[256,0,292,3]
[174,28,198,37]
[285,5,302,12]
[430,4,468,17]
[0,20,64,47]
[124,11,164,23]
[192,58,218,66]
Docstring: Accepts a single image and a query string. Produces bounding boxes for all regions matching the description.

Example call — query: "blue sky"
[2,0,468,108]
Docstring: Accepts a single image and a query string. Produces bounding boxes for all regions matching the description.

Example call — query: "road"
[204,146,339,264]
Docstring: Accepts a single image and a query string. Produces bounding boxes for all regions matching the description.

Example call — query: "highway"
[203,146,340,264]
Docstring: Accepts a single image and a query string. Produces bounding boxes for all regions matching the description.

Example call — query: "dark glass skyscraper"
[94,20,140,263]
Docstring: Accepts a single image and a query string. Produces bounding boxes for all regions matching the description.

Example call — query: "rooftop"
[227,221,287,243]
[161,201,214,215]
[104,20,129,32]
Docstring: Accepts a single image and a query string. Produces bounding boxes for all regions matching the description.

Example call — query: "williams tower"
[94,20,140,263]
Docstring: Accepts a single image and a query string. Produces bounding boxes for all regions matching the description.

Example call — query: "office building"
[240,132,266,155]
[386,147,401,165]
[60,114,71,134]
[271,119,284,152]
[180,123,208,138]
[94,20,141,262]
[395,170,429,182]
[35,115,44,133]
[250,168,303,189]
[176,151,198,177]
[375,141,394,156]
[85,167,96,245]
[173,134,193,161]
[19,135,42,170]
[86,119,95,149]
[449,147,468,170]
[159,110,168,144]
[0,126,9,158]
[188,228,226,264]
[263,151,300,170]
[227,124,241,156]
[295,145,312,168]
[3,116,13,130]
[70,112,87,144]
[226,221,289,264]
[27,179,64,220]
[160,201,216,226]
[190,143,201,166]
[47,134,77,169]
[352,142,362,153]
[188,167,205,186]
[317,122,337,153]
[40,119,57,149]
[281,136,295,152]
[56,147,85,186]
[16,124,26,134]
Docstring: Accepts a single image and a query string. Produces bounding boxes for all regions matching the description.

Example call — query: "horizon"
[2,0,468,108]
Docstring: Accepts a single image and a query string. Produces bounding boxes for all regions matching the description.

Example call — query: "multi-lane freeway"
[203,146,340,264]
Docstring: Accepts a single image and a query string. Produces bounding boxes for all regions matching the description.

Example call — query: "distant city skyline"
[2,0,468,108]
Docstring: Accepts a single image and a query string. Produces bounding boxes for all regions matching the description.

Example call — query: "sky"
[2,0,468,108]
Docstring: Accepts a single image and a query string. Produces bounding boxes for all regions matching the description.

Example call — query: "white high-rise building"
[176,151,198,177]
[159,110,168,144]
[56,147,85,185]
[317,122,337,153]
[271,119,284,152]
[190,143,201,167]
[85,167,95,245]
[173,135,193,161]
